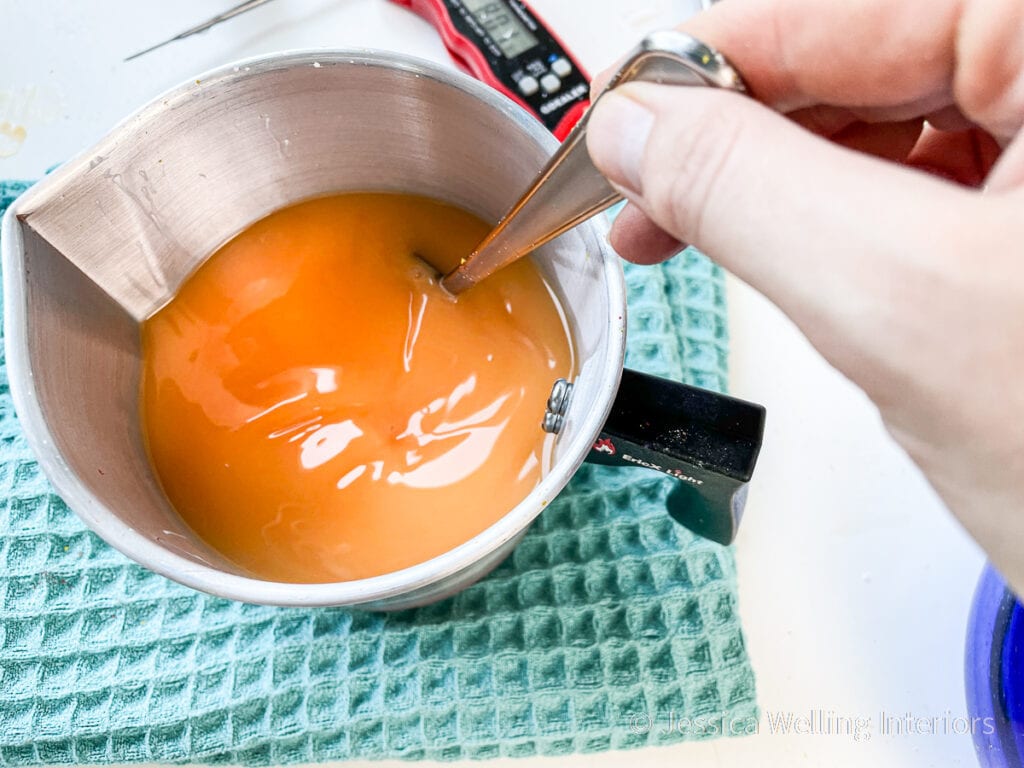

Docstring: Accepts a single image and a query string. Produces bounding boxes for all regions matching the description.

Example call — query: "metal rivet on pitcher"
[542,378,573,434]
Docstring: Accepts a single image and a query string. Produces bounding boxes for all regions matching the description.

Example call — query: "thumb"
[585,83,978,344]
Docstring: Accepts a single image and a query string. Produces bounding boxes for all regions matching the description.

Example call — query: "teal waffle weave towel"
[0,180,756,764]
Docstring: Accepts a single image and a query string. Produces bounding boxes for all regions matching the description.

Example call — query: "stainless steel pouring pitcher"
[1,47,763,609]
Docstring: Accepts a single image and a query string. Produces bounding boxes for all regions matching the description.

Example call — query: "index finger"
[682,0,959,111]
[588,0,955,120]
[683,0,1024,138]
[591,0,1024,141]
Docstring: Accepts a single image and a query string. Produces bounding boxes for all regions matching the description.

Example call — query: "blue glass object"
[967,565,1024,767]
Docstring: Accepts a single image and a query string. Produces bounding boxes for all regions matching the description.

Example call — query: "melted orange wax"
[140,193,574,583]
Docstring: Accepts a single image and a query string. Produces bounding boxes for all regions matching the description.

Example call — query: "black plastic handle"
[584,368,766,545]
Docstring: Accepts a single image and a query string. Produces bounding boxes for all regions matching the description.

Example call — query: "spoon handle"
[441,30,747,294]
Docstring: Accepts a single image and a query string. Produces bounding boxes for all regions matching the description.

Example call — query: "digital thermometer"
[129,0,711,135]
[389,0,591,139]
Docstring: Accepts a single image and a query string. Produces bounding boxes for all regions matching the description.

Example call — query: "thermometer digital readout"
[389,0,591,138]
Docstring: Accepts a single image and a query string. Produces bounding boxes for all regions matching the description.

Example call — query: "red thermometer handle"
[390,0,590,139]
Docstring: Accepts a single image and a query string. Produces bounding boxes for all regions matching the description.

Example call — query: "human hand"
[585,0,1024,590]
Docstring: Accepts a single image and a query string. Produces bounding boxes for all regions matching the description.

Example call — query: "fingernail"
[586,92,655,194]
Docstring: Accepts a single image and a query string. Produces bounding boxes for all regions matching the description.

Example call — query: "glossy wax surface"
[141,193,573,583]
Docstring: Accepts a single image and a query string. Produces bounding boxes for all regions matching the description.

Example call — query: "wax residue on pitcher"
[140,193,574,583]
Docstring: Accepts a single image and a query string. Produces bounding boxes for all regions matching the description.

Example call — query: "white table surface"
[1,1,987,766]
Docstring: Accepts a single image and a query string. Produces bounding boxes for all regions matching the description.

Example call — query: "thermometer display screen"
[463,0,538,58]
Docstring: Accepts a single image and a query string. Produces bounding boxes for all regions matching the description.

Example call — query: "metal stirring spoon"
[440,30,747,295]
